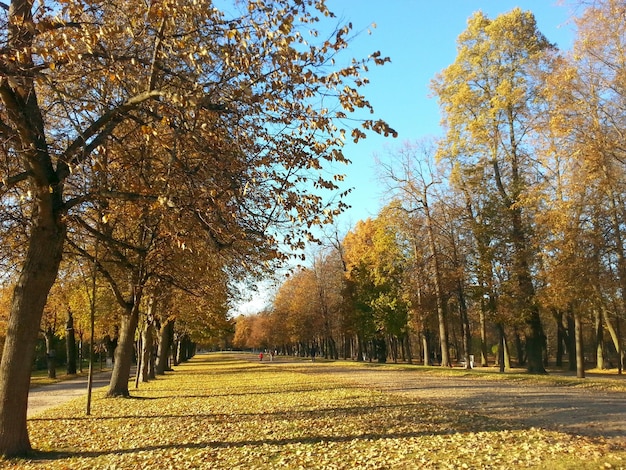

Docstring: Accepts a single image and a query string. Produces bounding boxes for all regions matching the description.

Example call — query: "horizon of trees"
[233,2,626,378]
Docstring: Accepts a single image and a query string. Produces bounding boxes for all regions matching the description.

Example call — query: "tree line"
[234,2,626,378]
[0,0,394,457]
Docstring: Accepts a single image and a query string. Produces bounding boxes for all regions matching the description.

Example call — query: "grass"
[4,352,625,469]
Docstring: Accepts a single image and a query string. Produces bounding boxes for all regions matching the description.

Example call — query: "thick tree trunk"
[356,334,364,362]
[156,318,174,374]
[172,338,180,366]
[503,333,511,370]
[0,219,65,456]
[107,304,140,397]
[426,215,450,367]
[0,0,67,453]
[523,307,545,373]
[328,336,338,360]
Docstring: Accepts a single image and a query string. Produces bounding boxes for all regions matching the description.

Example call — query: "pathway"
[27,371,112,417]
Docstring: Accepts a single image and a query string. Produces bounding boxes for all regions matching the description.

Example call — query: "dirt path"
[27,371,112,417]
[267,361,626,443]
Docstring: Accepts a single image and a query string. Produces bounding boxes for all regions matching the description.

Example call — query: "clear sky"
[236,0,577,314]
[325,0,577,229]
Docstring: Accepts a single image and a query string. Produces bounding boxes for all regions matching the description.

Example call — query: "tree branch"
[0,171,29,190]
[56,90,165,181]
[66,237,132,309]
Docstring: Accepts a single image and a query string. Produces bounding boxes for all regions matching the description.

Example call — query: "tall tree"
[343,216,409,363]
[378,141,452,367]
[432,8,556,373]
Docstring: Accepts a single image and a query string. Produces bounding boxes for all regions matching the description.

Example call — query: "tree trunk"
[107,303,140,397]
[553,309,565,368]
[0,217,65,456]
[497,323,506,373]
[156,318,175,374]
[503,333,511,370]
[403,334,413,364]
[601,308,623,373]
[457,282,472,370]
[44,327,57,380]
[356,334,364,362]
[575,310,585,379]
[508,189,545,373]
[172,337,180,366]
[422,328,430,365]
[138,319,154,383]
[595,308,604,369]
[66,309,77,375]
[479,305,489,367]
[424,201,450,367]
[567,312,576,372]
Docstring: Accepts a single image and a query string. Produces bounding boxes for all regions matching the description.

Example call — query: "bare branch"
[0,171,29,190]
[57,90,165,181]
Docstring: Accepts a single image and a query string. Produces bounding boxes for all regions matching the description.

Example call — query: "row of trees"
[235,2,626,377]
[0,0,394,457]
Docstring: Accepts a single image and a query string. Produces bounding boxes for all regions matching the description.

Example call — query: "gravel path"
[267,361,626,443]
[27,371,112,417]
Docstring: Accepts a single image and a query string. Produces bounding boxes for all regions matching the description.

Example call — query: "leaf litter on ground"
[3,352,624,469]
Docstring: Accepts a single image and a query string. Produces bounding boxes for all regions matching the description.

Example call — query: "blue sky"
[237,1,577,313]
[325,0,577,229]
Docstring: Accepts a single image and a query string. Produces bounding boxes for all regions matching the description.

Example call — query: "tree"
[378,141,452,366]
[432,8,557,373]
[541,0,626,373]
[343,216,409,363]
[0,0,394,456]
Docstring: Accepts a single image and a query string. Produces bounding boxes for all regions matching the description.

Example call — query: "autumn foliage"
[237,2,626,381]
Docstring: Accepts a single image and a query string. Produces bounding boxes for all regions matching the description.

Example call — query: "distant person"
[259,352,264,361]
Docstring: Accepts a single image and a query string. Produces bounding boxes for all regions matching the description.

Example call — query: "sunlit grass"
[4,352,624,469]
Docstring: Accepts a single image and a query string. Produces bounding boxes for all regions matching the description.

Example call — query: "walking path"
[264,359,626,444]
[27,370,112,417]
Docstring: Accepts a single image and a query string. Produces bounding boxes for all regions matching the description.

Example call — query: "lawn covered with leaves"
[6,353,625,469]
